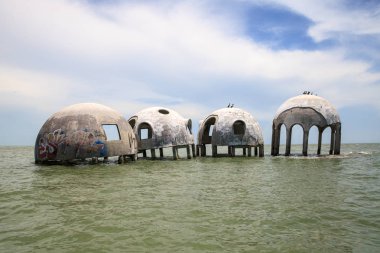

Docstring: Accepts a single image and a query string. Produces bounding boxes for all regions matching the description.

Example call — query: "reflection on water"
[0,144,379,252]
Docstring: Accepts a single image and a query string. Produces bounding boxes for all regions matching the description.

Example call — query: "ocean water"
[0,144,379,253]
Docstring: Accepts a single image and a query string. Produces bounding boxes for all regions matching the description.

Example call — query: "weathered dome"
[198,107,264,147]
[271,94,342,156]
[128,107,194,150]
[35,103,137,163]
[274,94,340,125]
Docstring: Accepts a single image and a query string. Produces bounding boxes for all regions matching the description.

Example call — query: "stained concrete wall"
[197,108,264,157]
[35,103,137,163]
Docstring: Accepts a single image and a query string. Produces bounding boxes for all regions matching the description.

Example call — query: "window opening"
[209,125,214,136]
[187,119,192,134]
[158,109,169,114]
[140,129,149,140]
[233,120,246,135]
[102,124,121,141]
[138,123,153,140]
[129,117,137,129]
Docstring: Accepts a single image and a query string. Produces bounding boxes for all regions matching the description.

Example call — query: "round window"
[158,109,169,114]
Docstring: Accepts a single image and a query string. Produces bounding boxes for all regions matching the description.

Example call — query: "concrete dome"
[35,103,137,163]
[128,107,194,159]
[274,94,340,125]
[197,107,264,157]
[271,94,341,156]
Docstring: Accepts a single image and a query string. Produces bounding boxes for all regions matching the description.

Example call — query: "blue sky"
[0,0,380,145]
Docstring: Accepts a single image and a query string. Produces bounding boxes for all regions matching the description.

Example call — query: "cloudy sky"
[1,0,379,145]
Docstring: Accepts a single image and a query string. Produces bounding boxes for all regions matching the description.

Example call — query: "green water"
[0,144,379,252]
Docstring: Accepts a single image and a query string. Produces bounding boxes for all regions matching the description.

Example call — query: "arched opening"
[233,120,246,135]
[308,125,319,154]
[138,122,153,140]
[201,116,217,144]
[290,124,304,155]
[279,124,286,155]
[186,119,192,134]
[128,117,137,129]
[321,127,332,154]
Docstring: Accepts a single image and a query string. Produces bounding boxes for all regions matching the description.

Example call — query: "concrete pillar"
[285,127,292,156]
[231,146,236,157]
[191,144,196,157]
[248,147,252,157]
[186,145,191,159]
[212,145,217,157]
[172,146,178,160]
[143,150,147,158]
[196,145,200,156]
[103,157,109,163]
[271,123,276,155]
[159,148,164,158]
[329,128,335,155]
[259,145,264,157]
[334,124,341,155]
[303,129,309,156]
[243,148,246,156]
[201,144,206,157]
[317,128,323,155]
[150,149,156,159]
[273,124,281,156]
[254,147,258,157]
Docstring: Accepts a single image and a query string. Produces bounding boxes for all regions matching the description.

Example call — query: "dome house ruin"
[35,103,138,164]
[197,107,264,157]
[271,93,341,156]
[128,107,195,159]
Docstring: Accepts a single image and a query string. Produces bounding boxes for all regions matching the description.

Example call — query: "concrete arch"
[271,94,341,156]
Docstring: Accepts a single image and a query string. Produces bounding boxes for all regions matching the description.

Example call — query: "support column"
[254,147,258,157]
[271,124,276,155]
[329,128,335,155]
[186,145,191,159]
[201,144,206,157]
[259,145,264,157]
[285,127,292,156]
[130,154,136,161]
[159,148,164,158]
[196,145,200,156]
[191,144,196,157]
[212,145,217,157]
[317,128,323,155]
[248,147,252,157]
[275,127,280,156]
[143,150,147,158]
[231,146,236,157]
[172,147,178,160]
[228,146,232,156]
[334,124,341,155]
[243,148,246,156]
[303,129,309,156]
[151,149,156,159]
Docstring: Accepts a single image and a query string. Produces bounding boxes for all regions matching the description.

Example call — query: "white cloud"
[0,65,80,111]
[0,0,379,116]
[264,0,380,42]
